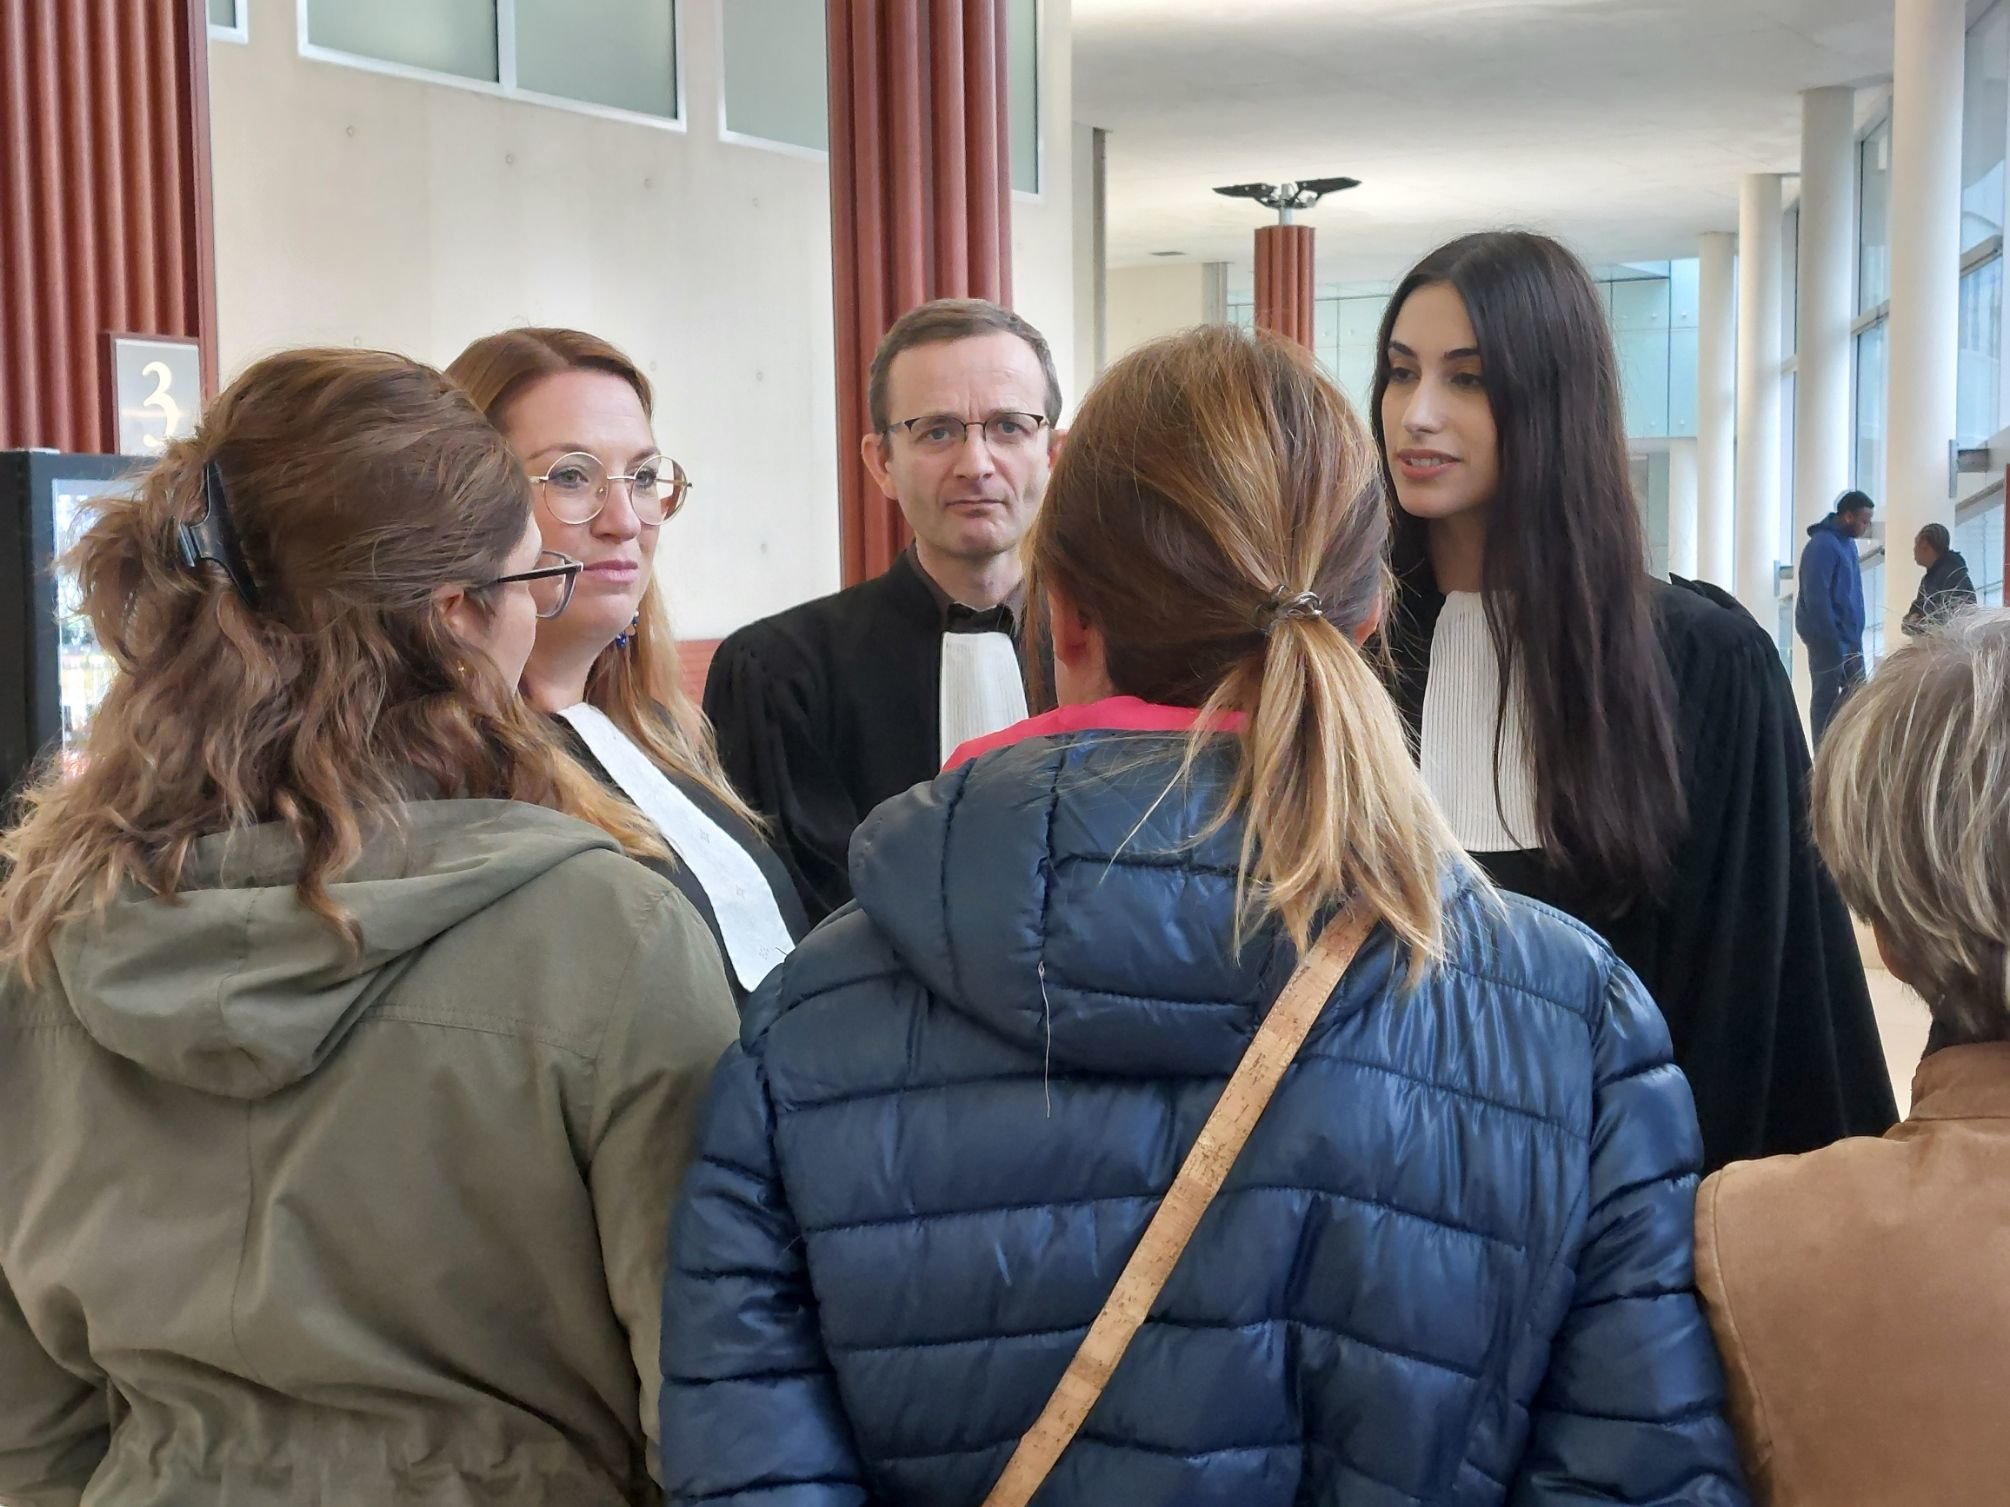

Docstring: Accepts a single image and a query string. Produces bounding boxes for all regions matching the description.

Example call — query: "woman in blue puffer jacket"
[661,326,1748,1506]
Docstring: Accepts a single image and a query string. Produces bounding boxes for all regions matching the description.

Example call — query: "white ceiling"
[1074,0,1912,289]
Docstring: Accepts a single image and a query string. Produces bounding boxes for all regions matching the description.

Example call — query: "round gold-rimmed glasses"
[531,451,692,526]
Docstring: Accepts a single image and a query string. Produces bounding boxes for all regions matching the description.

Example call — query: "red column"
[1254,224,1316,351]
[828,0,1014,586]
[0,0,217,453]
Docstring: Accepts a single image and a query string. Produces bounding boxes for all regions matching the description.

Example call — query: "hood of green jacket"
[49,800,617,1100]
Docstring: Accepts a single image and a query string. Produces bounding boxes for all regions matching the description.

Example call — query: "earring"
[612,613,640,650]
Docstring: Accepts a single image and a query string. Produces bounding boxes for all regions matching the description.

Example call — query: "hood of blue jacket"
[840,729,1414,1078]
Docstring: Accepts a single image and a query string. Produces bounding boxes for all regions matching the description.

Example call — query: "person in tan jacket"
[1695,608,2010,1507]
[0,349,741,1506]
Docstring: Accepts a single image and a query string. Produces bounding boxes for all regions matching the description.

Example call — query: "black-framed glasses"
[888,412,1048,453]
[531,451,691,526]
[482,549,582,620]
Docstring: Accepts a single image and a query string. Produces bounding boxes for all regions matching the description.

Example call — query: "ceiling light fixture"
[1213,176,1360,225]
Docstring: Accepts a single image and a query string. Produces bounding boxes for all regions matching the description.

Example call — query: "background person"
[703,298,1062,922]
[1901,521,1978,636]
[1795,490,1875,741]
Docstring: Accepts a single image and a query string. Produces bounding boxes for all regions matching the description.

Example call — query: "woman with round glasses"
[451,328,806,1003]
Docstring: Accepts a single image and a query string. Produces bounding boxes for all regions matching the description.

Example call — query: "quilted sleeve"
[660,1042,873,1507]
[1510,960,1752,1507]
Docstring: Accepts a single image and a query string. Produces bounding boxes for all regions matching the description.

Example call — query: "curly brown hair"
[0,347,663,981]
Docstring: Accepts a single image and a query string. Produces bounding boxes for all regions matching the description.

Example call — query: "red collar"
[944,696,1246,771]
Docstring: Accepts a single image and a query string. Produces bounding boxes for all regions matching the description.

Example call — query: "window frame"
[295,0,688,134]
[715,0,830,162]
[208,0,249,45]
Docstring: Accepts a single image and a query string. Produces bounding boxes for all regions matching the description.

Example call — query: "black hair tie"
[1256,589,1325,635]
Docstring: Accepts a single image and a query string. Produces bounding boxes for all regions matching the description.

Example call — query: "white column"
[1884,0,1965,650]
[1735,174,1785,621]
[1697,231,1738,587]
[1667,438,1700,580]
[1797,89,1858,546]
[1796,86,1857,720]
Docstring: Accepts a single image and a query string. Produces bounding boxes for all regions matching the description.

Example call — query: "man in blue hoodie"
[1795,490,1875,743]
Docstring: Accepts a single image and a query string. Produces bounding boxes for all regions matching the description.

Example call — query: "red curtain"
[827,0,1014,586]
[0,0,218,452]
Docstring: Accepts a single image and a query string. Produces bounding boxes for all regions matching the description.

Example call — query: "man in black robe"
[705,300,1062,922]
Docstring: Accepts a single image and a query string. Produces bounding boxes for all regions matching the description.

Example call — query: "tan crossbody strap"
[980,908,1379,1507]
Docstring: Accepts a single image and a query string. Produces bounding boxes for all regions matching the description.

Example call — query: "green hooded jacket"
[0,799,739,1505]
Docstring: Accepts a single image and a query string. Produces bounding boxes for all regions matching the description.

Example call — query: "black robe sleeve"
[1650,579,1897,1166]
[703,629,863,925]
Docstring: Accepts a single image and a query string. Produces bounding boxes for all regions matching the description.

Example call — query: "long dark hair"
[1369,231,1684,904]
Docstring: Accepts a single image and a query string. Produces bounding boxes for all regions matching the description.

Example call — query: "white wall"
[208,0,1074,637]
[1104,262,1211,360]
[1010,0,1078,419]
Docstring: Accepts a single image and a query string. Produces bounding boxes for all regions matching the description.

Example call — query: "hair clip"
[1256,589,1326,635]
[175,460,260,607]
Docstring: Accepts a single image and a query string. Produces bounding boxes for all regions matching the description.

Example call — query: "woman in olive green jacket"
[0,349,740,1506]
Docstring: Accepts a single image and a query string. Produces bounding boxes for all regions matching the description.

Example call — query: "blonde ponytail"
[1198,613,1453,973]
[1031,326,1457,978]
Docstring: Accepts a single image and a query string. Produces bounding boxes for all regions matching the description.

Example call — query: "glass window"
[1782,204,1800,353]
[1955,497,2005,604]
[1331,294,1386,406]
[1860,120,1892,314]
[724,0,826,148]
[1863,556,1887,668]
[1667,257,1700,438]
[515,0,676,118]
[306,0,499,83]
[1855,320,1889,494]
[1964,1,2008,254]
[209,0,236,25]
[1009,0,1039,193]
[1611,284,1671,441]
[1781,370,1798,567]
[1607,275,1672,439]
[1958,253,2003,447]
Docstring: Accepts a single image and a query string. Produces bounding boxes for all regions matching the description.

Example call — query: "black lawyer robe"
[704,551,1039,925]
[551,716,809,1008]
[1385,572,1898,1173]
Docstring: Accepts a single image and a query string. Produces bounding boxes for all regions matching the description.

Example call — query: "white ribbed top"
[1420,592,1540,853]
[939,631,1028,762]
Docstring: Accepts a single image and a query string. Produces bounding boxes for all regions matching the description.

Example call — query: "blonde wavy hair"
[1813,608,2010,1042]
[1025,325,1459,972]
[446,327,756,827]
[0,347,664,983]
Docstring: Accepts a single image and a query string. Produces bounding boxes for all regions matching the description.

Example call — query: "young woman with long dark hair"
[1372,230,1895,1169]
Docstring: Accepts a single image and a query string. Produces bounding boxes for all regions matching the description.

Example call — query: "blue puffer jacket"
[662,725,1748,1506]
